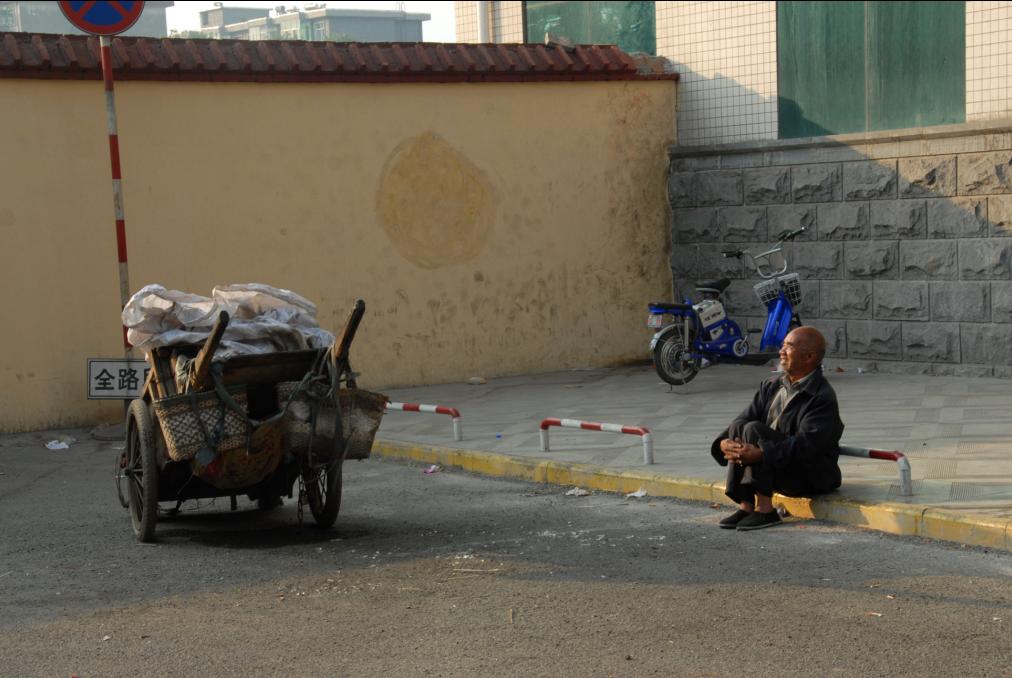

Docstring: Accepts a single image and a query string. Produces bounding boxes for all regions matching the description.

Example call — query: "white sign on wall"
[87,358,150,400]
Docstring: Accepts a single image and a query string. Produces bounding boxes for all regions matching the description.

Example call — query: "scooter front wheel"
[653,326,700,385]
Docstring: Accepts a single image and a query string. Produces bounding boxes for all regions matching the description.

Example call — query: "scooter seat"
[695,277,731,294]
[648,301,693,312]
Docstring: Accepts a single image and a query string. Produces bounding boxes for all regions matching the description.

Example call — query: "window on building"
[777,1,965,138]
[524,1,656,55]
[0,7,16,30]
[313,20,327,40]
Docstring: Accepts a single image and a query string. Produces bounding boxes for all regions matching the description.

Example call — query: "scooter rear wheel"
[653,326,699,385]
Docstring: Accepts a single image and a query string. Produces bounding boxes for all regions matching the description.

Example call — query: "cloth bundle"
[121,283,335,361]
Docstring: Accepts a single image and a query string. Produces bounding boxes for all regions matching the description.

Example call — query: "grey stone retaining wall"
[667,121,1012,377]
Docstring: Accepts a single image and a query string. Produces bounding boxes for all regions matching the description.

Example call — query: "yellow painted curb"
[371,440,1012,552]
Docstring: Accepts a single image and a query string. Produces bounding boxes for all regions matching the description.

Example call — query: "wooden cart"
[115,300,386,542]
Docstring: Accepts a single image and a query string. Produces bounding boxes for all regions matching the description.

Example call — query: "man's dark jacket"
[710,369,844,492]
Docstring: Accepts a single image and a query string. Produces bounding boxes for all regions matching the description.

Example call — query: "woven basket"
[153,387,249,462]
[277,382,386,461]
[276,381,317,454]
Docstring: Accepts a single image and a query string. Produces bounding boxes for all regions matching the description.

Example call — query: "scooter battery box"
[692,299,726,328]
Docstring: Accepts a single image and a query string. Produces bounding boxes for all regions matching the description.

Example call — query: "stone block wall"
[667,122,1012,377]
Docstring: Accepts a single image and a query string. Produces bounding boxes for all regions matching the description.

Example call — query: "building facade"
[456,1,1010,146]
[200,5,429,42]
[0,0,173,37]
[456,1,1012,377]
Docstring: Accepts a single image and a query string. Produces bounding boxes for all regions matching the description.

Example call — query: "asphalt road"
[1,432,1010,677]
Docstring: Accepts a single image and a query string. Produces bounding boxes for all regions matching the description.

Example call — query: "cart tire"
[126,399,158,542]
[303,460,342,529]
[114,446,129,509]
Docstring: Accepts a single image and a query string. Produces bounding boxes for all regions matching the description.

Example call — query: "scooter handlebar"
[775,226,807,242]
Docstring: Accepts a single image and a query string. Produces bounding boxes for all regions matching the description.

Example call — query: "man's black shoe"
[736,510,783,531]
[718,509,751,529]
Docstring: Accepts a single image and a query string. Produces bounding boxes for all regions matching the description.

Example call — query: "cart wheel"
[114,446,129,509]
[302,459,343,529]
[126,399,158,542]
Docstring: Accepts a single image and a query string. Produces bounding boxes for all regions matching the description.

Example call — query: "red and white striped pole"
[385,402,463,441]
[99,35,132,356]
[539,418,654,465]
[838,446,913,496]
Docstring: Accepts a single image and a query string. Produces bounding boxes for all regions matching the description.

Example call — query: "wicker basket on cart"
[276,381,387,461]
[152,386,249,462]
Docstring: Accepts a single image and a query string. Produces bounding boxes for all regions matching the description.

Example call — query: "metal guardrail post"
[839,445,913,496]
[540,418,654,465]
[385,402,463,441]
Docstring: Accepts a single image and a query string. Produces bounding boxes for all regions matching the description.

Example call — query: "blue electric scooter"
[647,227,807,385]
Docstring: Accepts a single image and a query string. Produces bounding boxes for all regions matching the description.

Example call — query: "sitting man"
[711,326,843,531]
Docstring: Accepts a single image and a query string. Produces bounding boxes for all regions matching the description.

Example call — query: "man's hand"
[720,439,762,465]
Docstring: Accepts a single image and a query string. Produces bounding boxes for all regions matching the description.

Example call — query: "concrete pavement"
[373,362,1012,551]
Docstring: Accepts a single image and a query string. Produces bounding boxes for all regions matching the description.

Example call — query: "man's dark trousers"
[725,421,830,503]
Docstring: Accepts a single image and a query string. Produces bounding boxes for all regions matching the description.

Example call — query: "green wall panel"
[778,1,866,138]
[777,1,966,138]
[525,1,656,55]
[867,1,965,130]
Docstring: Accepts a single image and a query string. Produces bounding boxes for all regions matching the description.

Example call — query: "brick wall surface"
[667,122,1012,377]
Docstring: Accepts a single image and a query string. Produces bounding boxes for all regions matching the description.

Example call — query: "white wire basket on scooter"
[754,273,802,306]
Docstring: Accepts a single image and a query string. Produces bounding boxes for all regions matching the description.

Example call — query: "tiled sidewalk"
[373,363,1012,546]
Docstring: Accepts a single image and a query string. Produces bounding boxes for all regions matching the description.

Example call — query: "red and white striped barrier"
[539,418,654,465]
[386,402,462,441]
[839,446,913,496]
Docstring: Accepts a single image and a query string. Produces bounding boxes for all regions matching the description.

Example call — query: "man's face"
[779,330,814,378]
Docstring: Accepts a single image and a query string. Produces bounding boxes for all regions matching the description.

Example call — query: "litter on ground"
[45,434,76,450]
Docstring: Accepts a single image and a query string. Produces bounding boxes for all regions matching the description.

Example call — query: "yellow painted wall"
[0,78,675,432]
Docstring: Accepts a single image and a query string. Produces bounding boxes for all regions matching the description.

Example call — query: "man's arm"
[710,381,774,465]
[710,430,732,466]
[755,392,843,468]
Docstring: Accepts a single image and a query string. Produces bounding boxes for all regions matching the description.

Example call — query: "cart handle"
[332,300,365,388]
[188,310,229,393]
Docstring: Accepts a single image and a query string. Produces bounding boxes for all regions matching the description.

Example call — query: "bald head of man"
[778,326,826,381]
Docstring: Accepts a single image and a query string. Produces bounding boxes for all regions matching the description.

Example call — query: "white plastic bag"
[122,283,335,360]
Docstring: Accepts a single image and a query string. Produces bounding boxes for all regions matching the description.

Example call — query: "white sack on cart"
[122,284,335,360]
[120,285,220,335]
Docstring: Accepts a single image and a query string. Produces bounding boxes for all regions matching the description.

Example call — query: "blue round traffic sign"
[58,1,146,36]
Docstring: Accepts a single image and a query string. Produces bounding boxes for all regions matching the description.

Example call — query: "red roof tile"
[0,32,678,84]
